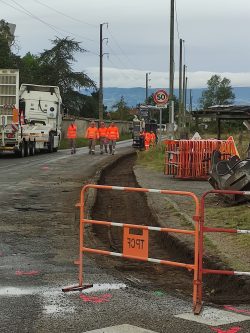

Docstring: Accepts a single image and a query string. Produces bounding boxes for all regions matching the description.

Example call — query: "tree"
[36,37,96,115]
[111,96,132,121]
[0,19,20,68]
[199,75,235,109]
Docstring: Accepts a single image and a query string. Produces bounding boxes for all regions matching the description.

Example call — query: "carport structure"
[191,105,250,139]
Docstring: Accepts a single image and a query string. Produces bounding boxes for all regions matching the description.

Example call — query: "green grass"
[137,144,165,171]
[60,138,88,149]
[60,133,132,149]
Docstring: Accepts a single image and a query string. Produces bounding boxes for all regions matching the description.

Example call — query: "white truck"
[0,69,62,157]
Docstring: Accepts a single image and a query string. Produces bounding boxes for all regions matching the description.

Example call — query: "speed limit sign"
[153,89,169,105]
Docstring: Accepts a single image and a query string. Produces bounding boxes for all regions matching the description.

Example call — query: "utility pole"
[189,89,193,112]
[145,72,151,103]
[99,23,108,122]
[169,0,175,100]
[178,38,183,127]
[182,64,186,118]
[184,76,188,118]
[169,0,175,132]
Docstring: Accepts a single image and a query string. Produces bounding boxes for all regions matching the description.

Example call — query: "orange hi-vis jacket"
[85,126,99,139]
[67,124,77,139]
[144,132,151,142]
[150,132,156,142]
[107,126,119,140]
[99,127,108,138]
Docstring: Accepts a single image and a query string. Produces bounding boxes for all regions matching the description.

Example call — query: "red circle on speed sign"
[153,89,169,105]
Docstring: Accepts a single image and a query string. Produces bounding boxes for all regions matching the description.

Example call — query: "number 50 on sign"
[153,89,169,105]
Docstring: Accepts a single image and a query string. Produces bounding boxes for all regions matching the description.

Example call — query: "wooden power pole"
[99,23,108,122]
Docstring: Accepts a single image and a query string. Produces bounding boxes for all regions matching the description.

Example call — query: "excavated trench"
[91,153,250,304]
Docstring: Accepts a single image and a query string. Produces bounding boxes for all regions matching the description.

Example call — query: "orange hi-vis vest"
[150,132,156,141]
[67,124,77,139]
[145,132,151,142]
[86,127,99,139]
[107,126,119,140]
[99,127,107,138]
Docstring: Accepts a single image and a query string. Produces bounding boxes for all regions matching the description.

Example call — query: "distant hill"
[103,87,250,110]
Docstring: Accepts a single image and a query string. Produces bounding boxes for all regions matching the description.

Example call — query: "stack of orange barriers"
[164,137,239,179]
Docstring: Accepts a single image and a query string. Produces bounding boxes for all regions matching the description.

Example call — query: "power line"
[32,0,98,28]
[0,0,99,56]
[10,0,97,43]
[0,0,61,35]
[107,30,137,69]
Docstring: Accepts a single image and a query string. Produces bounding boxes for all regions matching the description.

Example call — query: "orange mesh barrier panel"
[164,138,239,179]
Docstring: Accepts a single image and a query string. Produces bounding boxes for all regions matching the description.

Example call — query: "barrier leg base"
[193,302,202,315]
[62,284,93,293]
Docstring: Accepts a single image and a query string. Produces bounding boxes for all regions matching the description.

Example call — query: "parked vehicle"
[0,69,62,157]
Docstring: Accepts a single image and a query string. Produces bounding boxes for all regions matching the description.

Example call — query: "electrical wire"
[32,0,98,28]
[10,0,97,43]
[107,30,137,69]
[0,0,99,56]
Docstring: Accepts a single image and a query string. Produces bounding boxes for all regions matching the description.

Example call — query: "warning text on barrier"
[123,227,148,259]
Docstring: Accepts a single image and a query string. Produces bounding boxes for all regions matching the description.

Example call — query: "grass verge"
[137,144,165,172]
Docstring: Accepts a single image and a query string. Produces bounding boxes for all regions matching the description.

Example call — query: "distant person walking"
[98,122,108,154]
[67,119,77,154]
[144,131,151,151]
[107,122,119,155]
[150,131,156,147]
[85,121,99,154]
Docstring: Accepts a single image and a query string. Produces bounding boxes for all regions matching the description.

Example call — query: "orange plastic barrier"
[195,189,250,314]
[63,184,201,313]
[164,138,239,179]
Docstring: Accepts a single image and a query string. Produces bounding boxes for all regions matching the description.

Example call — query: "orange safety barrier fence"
[62,184,201,313]
[195,189,250,314]
[164,138,239,179]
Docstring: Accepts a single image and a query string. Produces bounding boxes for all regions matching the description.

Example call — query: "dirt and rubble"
[89,153,250,304]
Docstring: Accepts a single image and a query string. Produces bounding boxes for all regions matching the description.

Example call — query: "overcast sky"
[1,0,250,88]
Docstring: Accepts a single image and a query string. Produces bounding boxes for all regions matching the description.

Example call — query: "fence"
[195,189,250,314]
[63,184,201,313]
[164,137,239,179]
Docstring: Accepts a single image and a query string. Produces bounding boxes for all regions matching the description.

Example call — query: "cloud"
[86,66,250,89]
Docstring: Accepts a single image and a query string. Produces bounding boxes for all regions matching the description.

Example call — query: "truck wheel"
[19,143,25,158]
[48,134,54,153]
[24,141,30,157]
[30,142,36,156]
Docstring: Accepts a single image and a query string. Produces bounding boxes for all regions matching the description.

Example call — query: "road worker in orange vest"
[107,122,119,155]
[67,119,77,154]
[144,131,151,151]
[98,122,108,154]
[150,130,156,147]
[85,121,99,154]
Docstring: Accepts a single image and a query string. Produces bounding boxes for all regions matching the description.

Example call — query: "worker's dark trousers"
[109,140,116,154]
[88,139,96,152]
[100,137,108,153]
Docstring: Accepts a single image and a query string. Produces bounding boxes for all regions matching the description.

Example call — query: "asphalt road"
[0,142,249,333]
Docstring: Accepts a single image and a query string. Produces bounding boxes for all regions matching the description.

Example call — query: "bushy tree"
[111,96,132,121]
[0,19,20,68]
[200,75,235,109]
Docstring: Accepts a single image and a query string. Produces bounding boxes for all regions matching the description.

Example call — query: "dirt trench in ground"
[91,153,250,304]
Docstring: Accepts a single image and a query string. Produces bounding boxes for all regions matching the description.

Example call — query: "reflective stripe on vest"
[86,127,99,139]
[99,127,107,137]
[107,127,119,140]
[67,124,77,138]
